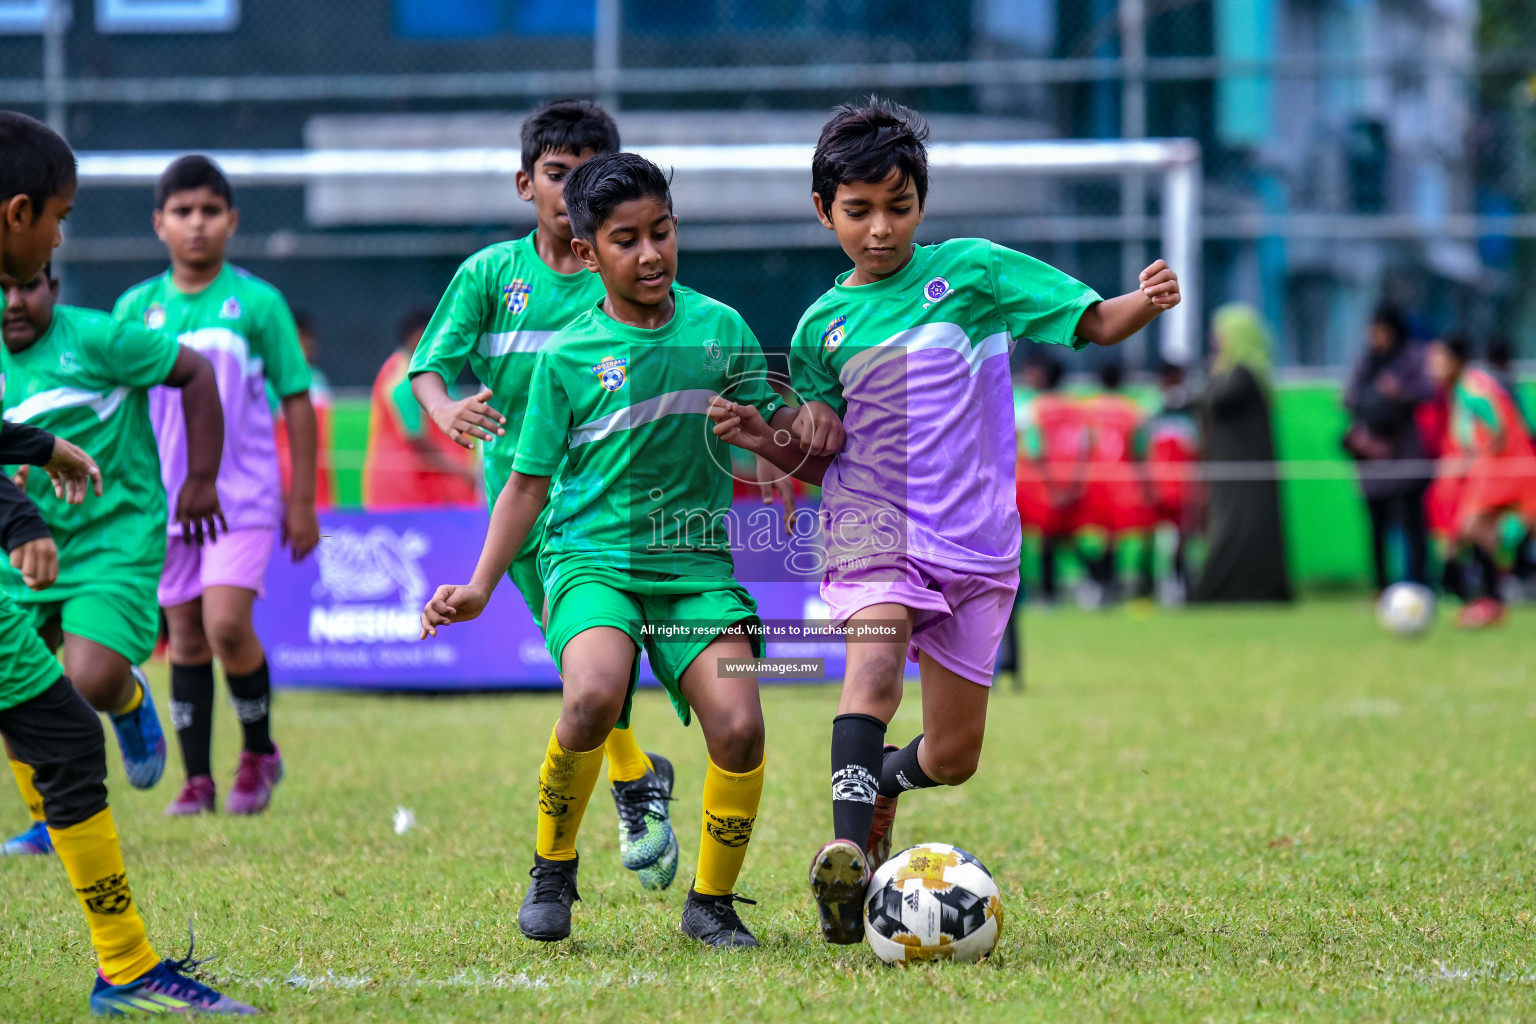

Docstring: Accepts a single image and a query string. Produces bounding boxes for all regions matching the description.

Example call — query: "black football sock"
[170,661,215,778]
[879,734,940,799]
[830,713,886,845]
[226,660,275,755]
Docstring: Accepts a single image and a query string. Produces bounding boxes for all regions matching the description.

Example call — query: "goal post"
[75,137,1202,362]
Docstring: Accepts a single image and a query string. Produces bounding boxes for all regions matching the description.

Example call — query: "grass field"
[3,600,1534,1022]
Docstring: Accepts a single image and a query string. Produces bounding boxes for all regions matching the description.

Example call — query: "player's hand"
[792,401,844,457]
[10,465,28,490]
[707,395,773,450]
[283,498,321,562]
[42,437,103,506]
[1140,260,1181,310]
[755,454,797,536]
[420,582,489,638]
[10,535,58,591]
[175,475,228,547]
[431,388,506,449]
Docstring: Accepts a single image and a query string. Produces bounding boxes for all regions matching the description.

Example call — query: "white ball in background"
[1377,581,1436,637]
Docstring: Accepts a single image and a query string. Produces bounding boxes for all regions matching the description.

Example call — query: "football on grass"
[1377,581,1436,636]
[863,843,1002,964]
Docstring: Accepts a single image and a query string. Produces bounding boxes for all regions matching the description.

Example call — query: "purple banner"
[255,502,860,689]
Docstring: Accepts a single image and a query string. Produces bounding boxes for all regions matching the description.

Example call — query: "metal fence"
[2,0,1535,386]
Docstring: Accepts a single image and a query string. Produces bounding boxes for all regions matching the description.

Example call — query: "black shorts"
[0,674,108,829]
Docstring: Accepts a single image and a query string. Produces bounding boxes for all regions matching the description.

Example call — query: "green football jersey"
[0,305,179,597]
[410,231,606,504]
[514,285,784,589]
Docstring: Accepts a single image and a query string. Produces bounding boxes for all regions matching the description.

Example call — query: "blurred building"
[0,0,1524,384]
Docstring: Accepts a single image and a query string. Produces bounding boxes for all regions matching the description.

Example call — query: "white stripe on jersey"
[836,322,1012,388]
[177,326,266,378]
[477,329,560,359]
[569,388,718,448]
[3,385,129,424]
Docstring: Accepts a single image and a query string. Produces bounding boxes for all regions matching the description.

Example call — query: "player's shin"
[879,734,939,796]
[830,713,885,845]
[536,722,605,861]
[694,756,763,896]
[51,808,159,983]
[604,724,652,784]
[9,758,46,823]
[170,662,215,778]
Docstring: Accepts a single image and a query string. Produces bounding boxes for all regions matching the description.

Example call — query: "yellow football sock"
[694,756,764,897]
[535,723,604,862]
[604,725,652,784]
[116,678,144,716]
[50,808,159,983]
[10,758,46,823]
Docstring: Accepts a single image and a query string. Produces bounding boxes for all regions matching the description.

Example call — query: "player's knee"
[922,738,980,786]
[843,654,905,710]
[203,612,256,662]
[708,708,765,772]
[27,684,110,828]
[559,681,625,746]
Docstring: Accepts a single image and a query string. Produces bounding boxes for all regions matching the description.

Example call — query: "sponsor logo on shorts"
[704,810,755,848]
[592,355,628,392]
[503,279,530,314]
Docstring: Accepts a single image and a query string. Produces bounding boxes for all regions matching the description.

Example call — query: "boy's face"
[1023,364,1046,390]
[154,186,237,270]
[0,266,59,352]
[571,196,678,309]
[0,184,74,283]
[518,147,602,245]
[1428,342,1461,387]
[813,167,923,281]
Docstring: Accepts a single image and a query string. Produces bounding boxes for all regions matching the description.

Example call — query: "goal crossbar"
[74,138,1202,362]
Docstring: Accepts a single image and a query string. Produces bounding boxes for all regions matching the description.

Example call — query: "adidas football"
[863,843,1002,964]
[1376,581,1435,637]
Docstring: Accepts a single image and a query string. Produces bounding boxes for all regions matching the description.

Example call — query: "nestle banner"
[255,502,860,689]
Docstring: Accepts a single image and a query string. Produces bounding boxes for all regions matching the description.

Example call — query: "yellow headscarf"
[1212,302,1273,387]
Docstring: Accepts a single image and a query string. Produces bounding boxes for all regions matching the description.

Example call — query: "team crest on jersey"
[922,276,952,308]
[503,279,531,315]
[219,296,242,320]
[144,304,166,330]
[822,315,847,351]
[592,355,628,391]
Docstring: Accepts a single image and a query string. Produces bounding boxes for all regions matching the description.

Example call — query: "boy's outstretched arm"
[1073,260,1181,347]
[162,346,227,546]
[420,470,550,638]
[709,400,838,486]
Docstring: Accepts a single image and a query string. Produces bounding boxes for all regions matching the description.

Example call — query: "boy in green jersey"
[710,98,1182,945]
[115,155,320,818]
[0,108,257,1015]
[2,261,225,855]
[421,153,785,948]
[409,100,681,890]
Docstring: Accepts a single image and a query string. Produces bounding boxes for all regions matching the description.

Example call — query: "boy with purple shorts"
[115,155,320,817]
[709,98,1181,945]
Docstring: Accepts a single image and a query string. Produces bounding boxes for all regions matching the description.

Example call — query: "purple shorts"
[158,528,276,608]
[821,554,1020,686]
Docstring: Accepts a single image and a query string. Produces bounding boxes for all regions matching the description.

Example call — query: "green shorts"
[8,577,159,667]
[0,592,64,713]
[509,545,547,629]
[543,572,763,729]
